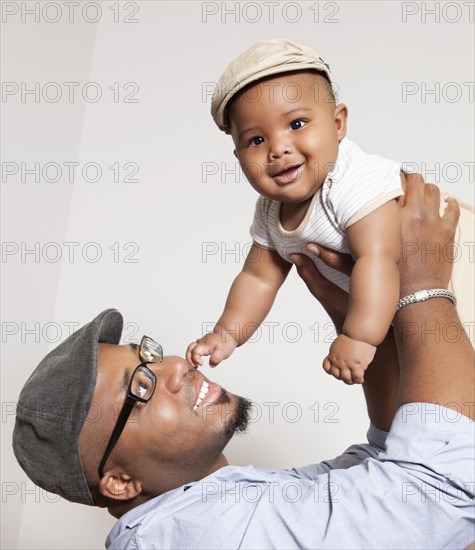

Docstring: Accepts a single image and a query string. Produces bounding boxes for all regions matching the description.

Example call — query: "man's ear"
[334,103,348,142]
[233,149,237,158]
[98,470,142,501]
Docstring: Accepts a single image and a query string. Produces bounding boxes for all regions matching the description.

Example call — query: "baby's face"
[228,71,347,204]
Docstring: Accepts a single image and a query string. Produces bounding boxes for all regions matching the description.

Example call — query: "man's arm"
[291,173,471,427]
[393,178,474,419]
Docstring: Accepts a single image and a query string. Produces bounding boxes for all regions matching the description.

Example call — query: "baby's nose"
[269,137,292,159]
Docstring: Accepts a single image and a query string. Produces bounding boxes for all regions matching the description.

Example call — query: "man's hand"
[186,332,238,368]
[397,173,460,297]
[289,247,352,333]
[323,334,377,385]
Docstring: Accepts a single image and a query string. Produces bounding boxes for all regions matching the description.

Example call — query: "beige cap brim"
[211,38,332,133]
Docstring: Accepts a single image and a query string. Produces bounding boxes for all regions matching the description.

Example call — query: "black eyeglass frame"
[97,335,162,479]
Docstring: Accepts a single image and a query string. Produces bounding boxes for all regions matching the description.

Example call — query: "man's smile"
[193,379,210,410]
[189,370,225,413]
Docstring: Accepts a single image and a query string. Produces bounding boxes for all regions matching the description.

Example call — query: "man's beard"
[215,388,253,438]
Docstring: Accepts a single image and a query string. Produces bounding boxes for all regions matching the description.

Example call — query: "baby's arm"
[324,200,401,383]
[187,244,292,367]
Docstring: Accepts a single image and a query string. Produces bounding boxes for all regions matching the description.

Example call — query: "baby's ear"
[334,103,348,142]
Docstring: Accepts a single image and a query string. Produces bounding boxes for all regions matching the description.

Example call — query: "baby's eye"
[249,136,264,146]
[290,119,305,130]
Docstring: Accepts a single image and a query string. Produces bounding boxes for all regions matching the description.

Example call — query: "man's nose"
[154,356,190,394]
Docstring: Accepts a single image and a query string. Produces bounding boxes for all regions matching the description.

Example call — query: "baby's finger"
[186,346,196,366]
[191,343,212,366]
[338,367,354,385]
[209,351,224,368]
[322,356,332,373]
[329,365,342,380]
[190,351,204,367]
[352,368,365,384]
[186,342,198,364]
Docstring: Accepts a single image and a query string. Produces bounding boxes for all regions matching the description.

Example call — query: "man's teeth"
[193,380,210,410]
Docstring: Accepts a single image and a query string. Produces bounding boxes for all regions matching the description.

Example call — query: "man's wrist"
[396,288,457,313]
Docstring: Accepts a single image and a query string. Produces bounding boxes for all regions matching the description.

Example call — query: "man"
[13,175,475,548]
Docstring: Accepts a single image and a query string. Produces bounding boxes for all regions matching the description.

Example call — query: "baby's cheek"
[242,162,263,185]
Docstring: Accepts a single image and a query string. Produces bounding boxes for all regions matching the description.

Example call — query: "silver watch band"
[396,288,457,312]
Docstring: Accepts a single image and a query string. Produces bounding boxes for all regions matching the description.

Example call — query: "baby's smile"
[272,164,304,186]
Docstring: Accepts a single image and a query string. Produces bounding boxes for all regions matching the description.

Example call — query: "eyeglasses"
[97,335,163,479]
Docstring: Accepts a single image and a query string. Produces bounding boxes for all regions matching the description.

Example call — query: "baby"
[186,38,469,384]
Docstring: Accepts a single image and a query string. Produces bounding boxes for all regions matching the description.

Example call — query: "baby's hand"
[186,332,238,368]
[323,334,376,384]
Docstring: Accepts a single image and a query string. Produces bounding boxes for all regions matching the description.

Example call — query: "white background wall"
[2,1,473,548]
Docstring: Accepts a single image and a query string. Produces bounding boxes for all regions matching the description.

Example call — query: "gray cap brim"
[13,308,123,505]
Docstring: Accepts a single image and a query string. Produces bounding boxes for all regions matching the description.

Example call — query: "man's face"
[229,71,347,204]
[82,343,251,497]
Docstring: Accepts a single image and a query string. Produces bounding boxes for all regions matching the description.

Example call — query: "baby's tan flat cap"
[211,38,332,133]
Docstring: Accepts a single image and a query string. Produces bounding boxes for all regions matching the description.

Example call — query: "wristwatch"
[396,288,457,312]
